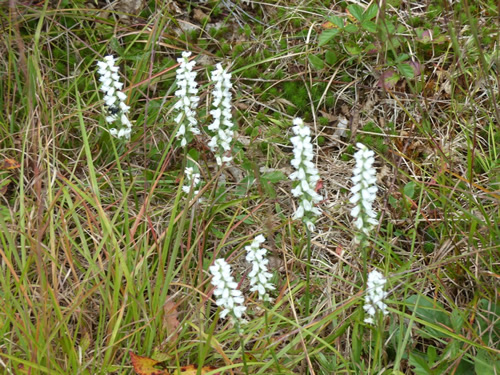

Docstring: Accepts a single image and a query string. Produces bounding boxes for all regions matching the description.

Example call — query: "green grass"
[0,0,499,374]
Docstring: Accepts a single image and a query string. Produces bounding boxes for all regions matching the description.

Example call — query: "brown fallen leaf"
[130,352,222,375]
[130,351,169,375]
[2,158,20,170]
[173,365,220,375]
[163,296,180,341]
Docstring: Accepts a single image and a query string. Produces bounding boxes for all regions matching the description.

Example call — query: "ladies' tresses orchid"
[173,51,200,147]
[349,143,378,242]
[289,118,322,231]
[181,166,201,196]
[208,63,235,166]
[363,270,388,324]
[209,259,246,321]
[96,55,132,140]
[245,235,274,301]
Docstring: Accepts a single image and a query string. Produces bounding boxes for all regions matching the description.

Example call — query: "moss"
[242,67,259,78]
[232,44,245,58]
[209,27,218,38]
[325,94,334,107]
[256,112,267,121]
[221,42,231,54]
[243,24,252,38]
[212,6,222,17]
[286,105,296,116]
[318,117,329,126]
[268,87,279,97]
[198,39,209,50]
[189,29,198,43]
[274,70,285,80]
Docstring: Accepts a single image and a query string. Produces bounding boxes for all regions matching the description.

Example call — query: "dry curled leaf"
[173,365,220,375]
[2,158,20,170]
[130,351,169,375]
[162,296,180,341]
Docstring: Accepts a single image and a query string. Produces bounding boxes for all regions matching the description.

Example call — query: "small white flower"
[208,64,235,165]
[97,55,132,140]
[363,270,388,324]
[289,118,322,231]
[349,143,378,240]
[182,166,201,196]
[245,235,274,301]
[174,52,200,147]
[210,259,246,320]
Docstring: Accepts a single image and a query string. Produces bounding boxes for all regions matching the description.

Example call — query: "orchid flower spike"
[289,118,323,231]
[208,63,236,166]
[173,51,200,147]
[181,166,202,196]
[96,55,132,140]
[245,235,274,301]
[363,270,388,325]
[349,143,378,242]
[209,259,246,322]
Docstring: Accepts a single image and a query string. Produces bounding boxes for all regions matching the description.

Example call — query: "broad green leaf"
[450,309,464,332]
[327,15,345,29]
[409,352,432,375]
[308,54,324,70]
[345,44,362,55]
[395,53,410,63]
[318,28,341,47]
[426,346,437,365]
[344,24,359,33]
[261,170,287,183]
[325,50,337,65]
[364,3,379,20]
[403,181,415,199]
[405,295,452,338]
[347,4,364,22]
[475,349,500,374]
[398,63,415,79]
[362,20,377,33]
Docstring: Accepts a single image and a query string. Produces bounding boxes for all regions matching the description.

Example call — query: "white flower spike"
[245,235,274,301]
[289,118,323,231]
[208,63,236,166]
[349,143,378,241]
[363,270,388,324]
[173,52,200,147]
[209,259,246,321]
[181,166,201,196]
[97,55,132,140]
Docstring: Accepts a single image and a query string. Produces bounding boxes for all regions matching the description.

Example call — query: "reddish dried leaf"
[377,69,399,90]
[2,158,20,170]
[163,296,180,341]
[315,179,323,192]
[321,21,335,29]
[173,365,220,375]
[408,60,423,77]
[130,351,169,375]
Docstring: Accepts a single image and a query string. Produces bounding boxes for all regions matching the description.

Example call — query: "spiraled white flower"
[363,270,388,324]
[181,166,201,196]
[245,235,274,301]
[289,118,323,231]
[349,143,378,240]
[173,51,200,147]
[209,259,246,320]
[96,55,132,140]
[208,63,235,166]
